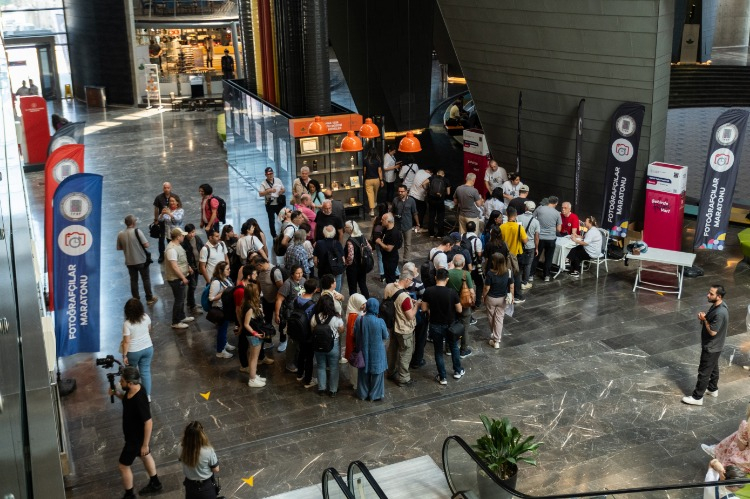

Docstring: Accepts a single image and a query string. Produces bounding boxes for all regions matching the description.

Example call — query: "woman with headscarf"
[354,298,389,401]
[344,220,372,298]
[344,293,367,390]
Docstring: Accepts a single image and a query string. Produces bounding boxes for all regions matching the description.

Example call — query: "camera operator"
[109,366,163,497]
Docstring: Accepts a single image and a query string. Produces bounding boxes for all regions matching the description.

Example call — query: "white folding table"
[624,248,696,299]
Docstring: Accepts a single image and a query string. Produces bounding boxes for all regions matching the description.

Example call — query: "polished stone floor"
[37,101,750,499]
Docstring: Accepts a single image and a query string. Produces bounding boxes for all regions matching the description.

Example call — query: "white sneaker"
[681,395,703,406]
[340,357,348,364]
[707,389,718,398]
[248,377,266,388]
[277,340,288,352]
[521,283,532,290]
[224,344,237,351]
[701,444,716,457]
[304,378,318,388]
[171,323,188,329]
[216,350,233,359]
[181,316,195,323]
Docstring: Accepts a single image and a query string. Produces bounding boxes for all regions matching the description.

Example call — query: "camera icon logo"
[710,148,734,173]
[611,139,634,162]
[57,225,93,257]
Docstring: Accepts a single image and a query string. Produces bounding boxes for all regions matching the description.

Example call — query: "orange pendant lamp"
[398,131,422,153]
[340,130,363,152]
[359,118,380,139]
[308,116,325,135]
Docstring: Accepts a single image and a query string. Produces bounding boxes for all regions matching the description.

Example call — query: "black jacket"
[181,235,204,271]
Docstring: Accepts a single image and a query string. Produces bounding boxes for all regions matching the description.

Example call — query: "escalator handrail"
[442,435,750,498]
[346,460,388,498]
[322,467,355,499]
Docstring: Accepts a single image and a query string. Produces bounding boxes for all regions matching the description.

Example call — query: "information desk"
[624,248,696,299]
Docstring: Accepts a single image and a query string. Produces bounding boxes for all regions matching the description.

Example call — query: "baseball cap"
[171,228,188,239]
[264,167,274,174]
[524,200,536,212]
[519,184,529,193]
[449,231,461,242]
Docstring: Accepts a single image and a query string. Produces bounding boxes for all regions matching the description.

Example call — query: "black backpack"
[273,224,295,256]
[446,244,464,264]
[312,314,335,352]
[212,195,227,224]
[286,298,315,342]
[460,234,479,265]
[428,175,447,199]
[220,284,238,322]
[271,265,289,285]
[351,236,374,273]
[327,243,345,275]
[379,289,406,332]
[420,250,443,288]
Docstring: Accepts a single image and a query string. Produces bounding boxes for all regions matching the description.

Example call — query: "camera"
[714,153,729,166]
[65,231,86,248]
[96,355,123,403]
[614,143,630,156]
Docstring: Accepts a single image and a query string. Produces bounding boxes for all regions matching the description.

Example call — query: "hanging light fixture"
[308,116,325,135]
[398,131,421,153]
[398,0,421,154]
[341,130,363,152]
[359,118,380,139]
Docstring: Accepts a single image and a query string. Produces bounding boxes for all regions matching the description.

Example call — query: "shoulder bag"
[459,271,475,308]
[135,229,153,266]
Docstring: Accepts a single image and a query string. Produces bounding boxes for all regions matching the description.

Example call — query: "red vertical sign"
[463,129,491,197]
[643,162,688,251]
[19,96,51,165]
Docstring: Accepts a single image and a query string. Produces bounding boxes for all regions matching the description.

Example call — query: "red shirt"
[561,213,580,235]
[202,196,220,225]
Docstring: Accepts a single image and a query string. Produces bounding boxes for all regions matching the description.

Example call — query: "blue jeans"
[217,320,229,352]
[375,246,399,277]
[127,346,154,396]
[335,273,342,293]
[315,337,340,393]
[429,324,461,380]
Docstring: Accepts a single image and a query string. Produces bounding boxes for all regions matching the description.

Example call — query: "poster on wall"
[600,102,645,238]
[144,64,161,109]
[680,24,700,64]
[255,123,262,151]
[279,139,288,171]
[267,130,274,161]
[694,109,749,250]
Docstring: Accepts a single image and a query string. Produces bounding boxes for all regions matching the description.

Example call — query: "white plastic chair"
[582,228,609,278]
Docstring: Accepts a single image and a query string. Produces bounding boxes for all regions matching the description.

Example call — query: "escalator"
[322,461,388,499]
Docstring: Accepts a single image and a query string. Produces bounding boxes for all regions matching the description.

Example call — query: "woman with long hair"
[209,262,236,359]
[344,220,372,298]
[307,178,325,209]
[159,194,185,235]
[484,187,506,219]
[483,227,509,271]
[482,252,513,348]
[344,293,367,390]
[237,219,267,275]
[178,421,220,499]
[121,298,155,399]
[481,209,502,246]
[241,285,266,388]
[310,294,345,397]
[355,298,389,401]
[363,146,383,216]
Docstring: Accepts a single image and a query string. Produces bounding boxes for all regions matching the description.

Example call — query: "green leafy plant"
[472,415,542,480]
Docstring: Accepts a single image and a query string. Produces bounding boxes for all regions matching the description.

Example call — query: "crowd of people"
[110,153,652,498]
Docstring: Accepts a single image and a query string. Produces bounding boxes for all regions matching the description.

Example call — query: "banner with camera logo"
[53,173,102,357]
[47,121,85,157]
[600,102,645,238]
[694,109,749,250]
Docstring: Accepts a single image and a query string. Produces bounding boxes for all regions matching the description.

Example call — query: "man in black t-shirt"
[374,213,402,284]
[315,200,344,242]
[110,367,162,498]
[421,269,464,385]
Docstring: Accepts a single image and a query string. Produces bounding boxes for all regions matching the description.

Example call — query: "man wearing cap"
[221,49,234,79]
[502,173,522,203]
[165,228,194,329]
[560,201,580,236]
[259,167,286,238]
[507,184,530,215]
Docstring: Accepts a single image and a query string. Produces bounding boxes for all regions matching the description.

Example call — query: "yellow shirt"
[500,221,527,255]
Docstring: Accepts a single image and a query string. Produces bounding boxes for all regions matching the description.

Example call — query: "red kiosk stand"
[19,95,50,167]
[463,128,491,197]
[643,162,688,251]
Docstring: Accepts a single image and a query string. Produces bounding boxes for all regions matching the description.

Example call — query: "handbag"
[459,271,475,308]
[148,222,161,239]
[136,229,153,266]
[206,307,224,324]
[447,320,465,342]
[349,349,365,368]
[249,316,276,340]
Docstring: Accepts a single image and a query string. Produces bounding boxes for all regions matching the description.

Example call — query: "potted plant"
[472,415,542,498]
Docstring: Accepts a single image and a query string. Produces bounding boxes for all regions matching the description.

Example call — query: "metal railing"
[322,468,355,499]
[442,435,750,498]
[347,460,388,499]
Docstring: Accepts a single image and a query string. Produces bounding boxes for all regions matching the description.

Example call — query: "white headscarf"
[346,293,367,316]
[346,220,363,237]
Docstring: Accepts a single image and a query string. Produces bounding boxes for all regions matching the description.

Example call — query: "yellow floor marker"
[242,476,254,486]
[200,391,210,400]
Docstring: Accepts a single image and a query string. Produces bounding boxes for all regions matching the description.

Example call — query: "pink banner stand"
[643,162,688,251]
[463,129,490,197]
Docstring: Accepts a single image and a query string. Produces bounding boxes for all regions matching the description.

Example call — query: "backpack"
[446,244,464,264]
[420,250,443,288]
[312,314,335,353]
[459,272,475,308]
[460,234,479,265]
[428,175,447,199]
[271,265,289,285]
[351,236,374,273]
[212,195,227,224]
[379,289,406,332]
[220,283,237,321]
[327,243,345,275]
[286,298,315,343]
[201,284,211,311]
[274,224,295,256]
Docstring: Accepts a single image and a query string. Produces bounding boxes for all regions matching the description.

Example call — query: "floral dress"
[714,420,750,472]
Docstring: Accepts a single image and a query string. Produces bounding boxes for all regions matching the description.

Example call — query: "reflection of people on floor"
[51,114,70,131]
[221,49,234,79]
[28,79,39,96]
[15,80,29,97]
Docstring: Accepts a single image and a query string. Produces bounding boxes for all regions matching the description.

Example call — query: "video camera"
[96,355,122,404]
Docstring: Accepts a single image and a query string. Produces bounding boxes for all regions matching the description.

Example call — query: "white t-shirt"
[484,198,506,218]
[484,167,508,192]
[310,313,344,340]
[199,241,227,278]
[237,234,264,261]
[583,228,603,259]
[123,315,153,352]
[384,153,397,183]
[209,278,233,308]
[260,177,284,204]
[399,163,419,189]
[409,170,432,201]
[429,247,449,270]
[502,180,520,199]
[703,468,738,499]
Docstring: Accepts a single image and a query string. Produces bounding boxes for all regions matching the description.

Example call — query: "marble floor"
[37,101,750,499]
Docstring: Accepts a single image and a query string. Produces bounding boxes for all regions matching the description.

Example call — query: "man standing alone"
[682,285,729,406]
[117,215,157,305]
